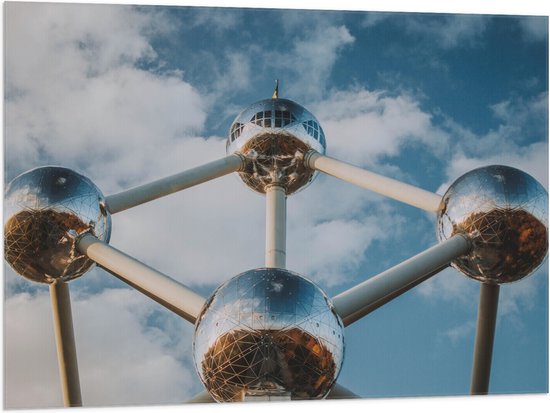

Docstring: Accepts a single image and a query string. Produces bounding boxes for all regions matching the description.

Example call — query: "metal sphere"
[193,268,344,402]
[226,98,326,195]
[437,165,548,284]
[4,166,111,284]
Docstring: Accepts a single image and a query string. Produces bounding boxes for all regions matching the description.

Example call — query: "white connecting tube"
[305,150,443,212]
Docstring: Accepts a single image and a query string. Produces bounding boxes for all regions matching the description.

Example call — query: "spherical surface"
[4,166,111,284]
[226,98,326,195]
[193,268,344,402]
[437,165,548,284]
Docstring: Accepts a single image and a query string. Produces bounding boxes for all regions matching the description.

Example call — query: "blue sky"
[3,0,549,409]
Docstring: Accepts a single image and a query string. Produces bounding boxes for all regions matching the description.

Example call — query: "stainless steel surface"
[193,268,344,402]
[437,165,548,284]
[4,166,111,283]
[226,98,326,195]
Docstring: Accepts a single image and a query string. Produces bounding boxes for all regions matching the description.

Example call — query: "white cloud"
[186,7,240,32]
[3,7,390,406]
[4,292,63,408]
[419,91,548,326]
[72,288,196,407]
[313,88,449,167]
[358,13,488,49]
[108,171,266,287]
[404,15,488,49]
[439,320,476,346]
[420,265,547,348]
[4,2,547,407]
[497,265,547,320]
[440,93,549,191]
[288,216,387,287]
[4,288,197,409]
[442,141,548,192]
[5,2,206,186]
[361,12,391,28]
[3,3,210,408]
[276,25,355,101]
[415,267,478,307]
[5,3,158,93]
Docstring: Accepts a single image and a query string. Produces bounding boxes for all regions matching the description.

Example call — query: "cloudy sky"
[3,0,549,409]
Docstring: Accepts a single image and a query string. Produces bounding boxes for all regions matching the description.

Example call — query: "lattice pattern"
[226,98,326,195]
[193,268,344,402]
[452,208,547,283]
[238,132,314,194]
[4,167,111,283]
[438,165,548,283]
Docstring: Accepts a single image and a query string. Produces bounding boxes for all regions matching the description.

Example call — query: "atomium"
[226,96,326,195]
[4,166,111,284]
[4,85,549,407]
[193,268,344,402]
[437,165,548,284]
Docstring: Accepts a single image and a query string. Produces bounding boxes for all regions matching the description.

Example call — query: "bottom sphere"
[193,268,344,402]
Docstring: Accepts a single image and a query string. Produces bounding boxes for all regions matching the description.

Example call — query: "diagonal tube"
[470,282,500,395]
[305,150,442,212]
[77,234,206,324]
[50,281,82,407]
[105,153,245,214]
[332,234,471,326]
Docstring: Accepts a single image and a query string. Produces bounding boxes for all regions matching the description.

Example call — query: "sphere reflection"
[4,166,111,283]
[437,165,548,283]
[226,98,326,195]
[193,268,344,402]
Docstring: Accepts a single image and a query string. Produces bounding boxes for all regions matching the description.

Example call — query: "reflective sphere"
[226,98,326,195]
[4,166,111,284]
[193,268,344,402]
[437,165,548,284]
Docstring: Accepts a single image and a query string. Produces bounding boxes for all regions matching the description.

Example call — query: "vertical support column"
[265,183,287,268]
[50,281,82,407]
[470,282,500,395]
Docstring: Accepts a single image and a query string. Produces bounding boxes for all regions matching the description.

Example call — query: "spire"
[271,79,279,99]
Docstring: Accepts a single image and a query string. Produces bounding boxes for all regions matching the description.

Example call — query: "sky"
[2,0,549,410]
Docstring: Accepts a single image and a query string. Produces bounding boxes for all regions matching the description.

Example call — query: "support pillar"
[50,281,82,407]
[470,282,500,395]
[265,184,287,268]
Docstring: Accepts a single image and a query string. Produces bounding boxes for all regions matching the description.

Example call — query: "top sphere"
[193,267,344,402]
[226,97,326,195]
[437,165,548,284]
[4,166,112,284]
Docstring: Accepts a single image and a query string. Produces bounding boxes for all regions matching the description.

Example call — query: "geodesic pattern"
[437,165,548,283]
[4,166,111,283]
[193,268,344,402]
[226,98,326,195]
[237,132,316,194]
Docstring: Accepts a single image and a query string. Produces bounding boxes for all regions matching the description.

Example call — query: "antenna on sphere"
[272,79,279,99]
